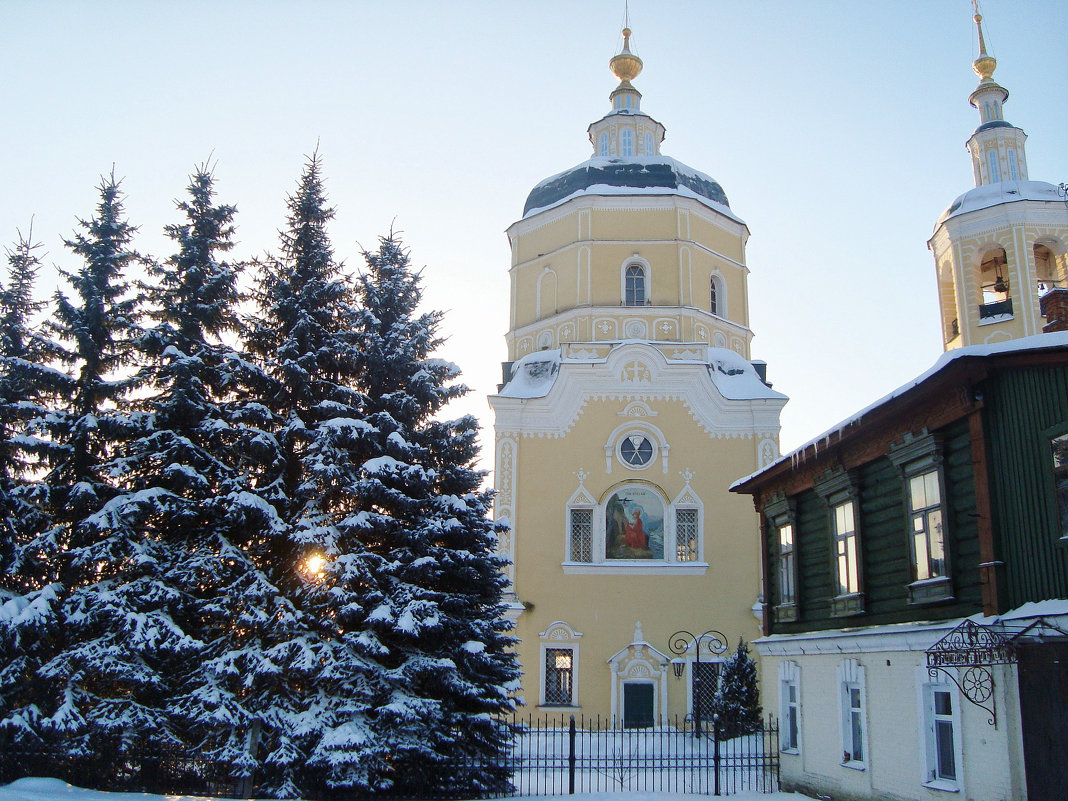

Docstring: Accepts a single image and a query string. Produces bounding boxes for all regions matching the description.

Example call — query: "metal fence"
[506,713,779,796]
[0,714,779,798]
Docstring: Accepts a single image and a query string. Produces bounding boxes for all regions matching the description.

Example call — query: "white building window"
[709,274,726,317]
[599,132,609,156]
[569,508,593,563]
[644,132,654,156]
[777,522,796,605]
[1008,149,1018,180]
[676,508,699,562]
[780,661,801,754]
[918,671,963,792]
[544,648,574,705]
[540,622,582,707]
[621,129,634,157]
[837,659,866,769]
[815,470,863,617]
[765,494,799,623]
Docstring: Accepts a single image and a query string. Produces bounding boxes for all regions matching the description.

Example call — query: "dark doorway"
[623,682,654,728]
[1017,641,1068,801]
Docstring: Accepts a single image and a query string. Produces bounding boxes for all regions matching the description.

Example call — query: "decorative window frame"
[604,420,669,475]
[607,624,670,724]
[779,660,801,755]
[889,433,953,604]
[1043,422,1068,544]
[837,659,867,771]
[764,493,799,623]
[563,477,707,575]
[621,256,651,307]
[915,666,965,793]
[539,621,582,708]
[814,469,865,617]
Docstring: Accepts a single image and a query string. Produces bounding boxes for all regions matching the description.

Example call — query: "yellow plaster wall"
[506,396,765,715]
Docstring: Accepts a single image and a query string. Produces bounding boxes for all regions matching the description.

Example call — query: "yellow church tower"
[489,26,786,724]
[929,7,1068,350]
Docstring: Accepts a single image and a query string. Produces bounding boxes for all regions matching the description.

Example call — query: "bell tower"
[928,5,1068,349]
[490,24,785,720]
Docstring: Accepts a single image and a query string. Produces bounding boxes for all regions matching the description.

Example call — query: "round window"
[619,434,654,468]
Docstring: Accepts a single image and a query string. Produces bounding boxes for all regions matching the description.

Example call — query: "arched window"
[621,129,634,157]
[987,150,1001,183]
[599,133,609,156]
[710,275,725,317]
[625,264,646,306]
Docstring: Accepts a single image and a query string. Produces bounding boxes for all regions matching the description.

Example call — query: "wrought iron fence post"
[713,715,721,796]
[568,714,577,794]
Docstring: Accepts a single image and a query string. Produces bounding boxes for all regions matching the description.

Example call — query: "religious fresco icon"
[605,486,664,559]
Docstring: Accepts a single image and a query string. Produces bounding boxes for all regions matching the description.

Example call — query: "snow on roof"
[522,156,742,223]
[496,350,562,399]
[496,345,784,402]
[936,179,1064,227]
[732,331,1068,489]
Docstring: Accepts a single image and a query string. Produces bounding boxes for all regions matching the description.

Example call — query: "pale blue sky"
[3,1,1067,470]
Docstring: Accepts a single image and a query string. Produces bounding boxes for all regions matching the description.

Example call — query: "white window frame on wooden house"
[764,493,799,623]
[890,433,953,604]
[815,470,864,617]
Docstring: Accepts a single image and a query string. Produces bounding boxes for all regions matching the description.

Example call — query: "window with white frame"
[779,661,800,753]
[544,648,574,705]
[676,508,699,562]
[837,659,866,769]
[764,494,799,623]
[540,622,581,707]
[625,264,646,306]
[987,149,1001,183]
[644,132,654,156]
[621,129,634,157]
[569,508,593,562]
[1051,430,1068,539]
[815,470,864,617]
[919,672,962,791]
[890,434,952,604]
[709,275,725,317]
[599,132,609,156]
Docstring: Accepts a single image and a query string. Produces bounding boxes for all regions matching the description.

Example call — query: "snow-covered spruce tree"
[245,152,379,798]
[0,173,186,758]
[339,233,519,797]
[0,228,53,577]
[122,164,300,783]
[712,638,761,739]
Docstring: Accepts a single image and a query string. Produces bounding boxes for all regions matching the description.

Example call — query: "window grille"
[570,509,593,563]
[676,508,699,562]
[544,648,574,705]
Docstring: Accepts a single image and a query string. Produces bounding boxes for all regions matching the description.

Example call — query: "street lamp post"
[668,629,728,737]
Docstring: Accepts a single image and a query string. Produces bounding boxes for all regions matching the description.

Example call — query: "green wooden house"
[732,332,1068,801]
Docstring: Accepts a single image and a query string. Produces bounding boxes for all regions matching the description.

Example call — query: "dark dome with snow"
[523,156,732,218]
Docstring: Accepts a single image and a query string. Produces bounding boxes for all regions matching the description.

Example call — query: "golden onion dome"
[610,27,643,83]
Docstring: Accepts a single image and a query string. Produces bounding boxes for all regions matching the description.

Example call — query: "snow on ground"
[0,778,814,801]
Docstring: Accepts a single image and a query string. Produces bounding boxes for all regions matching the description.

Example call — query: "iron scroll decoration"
[926,619,1016,727]
[668,629,729,661]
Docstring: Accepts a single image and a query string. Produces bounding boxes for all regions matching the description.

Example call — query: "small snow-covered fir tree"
[712,638,762,739]
[340,233,519,797]
[0,227,53,576]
